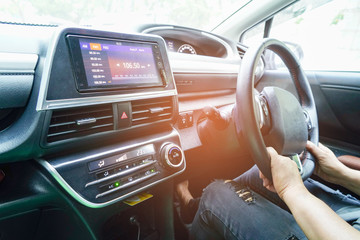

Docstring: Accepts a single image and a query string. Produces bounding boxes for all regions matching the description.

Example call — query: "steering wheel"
[234,38,319,181]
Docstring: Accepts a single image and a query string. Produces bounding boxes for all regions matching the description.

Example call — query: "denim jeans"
[190,165,360,240]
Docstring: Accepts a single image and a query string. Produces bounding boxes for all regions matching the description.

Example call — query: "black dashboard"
[34,28,187,206]
[144,26,229,58]
[0,23,244,239]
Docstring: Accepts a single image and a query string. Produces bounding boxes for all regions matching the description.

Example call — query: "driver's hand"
[306,141,348,184]
[259,147,305,200]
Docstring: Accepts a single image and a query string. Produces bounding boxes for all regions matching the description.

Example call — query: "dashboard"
[143,26,232,58]
[1,2,359,239]
[0,23,246,239]
[33,28,187,207]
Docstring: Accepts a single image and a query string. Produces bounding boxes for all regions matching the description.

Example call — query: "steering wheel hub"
[262,86,308,155]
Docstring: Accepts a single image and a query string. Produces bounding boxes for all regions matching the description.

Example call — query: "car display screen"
[67,36,164,91]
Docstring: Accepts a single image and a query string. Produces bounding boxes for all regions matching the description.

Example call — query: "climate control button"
[161,143,184,169]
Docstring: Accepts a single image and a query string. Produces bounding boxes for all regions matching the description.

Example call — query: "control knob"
[160,143,184,169]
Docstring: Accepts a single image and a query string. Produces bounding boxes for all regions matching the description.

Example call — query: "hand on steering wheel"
[260,147,304,200]
[234,38,319,181]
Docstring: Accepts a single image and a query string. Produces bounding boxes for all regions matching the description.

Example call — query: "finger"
[306,141,325,157]
[318,142,333,155]
[314,163,321,176]
[259,170,264,179]
[259,171,269,186]
[267,147,278,161]
[306,141,317,151]
[318,142,328,151]
[262,176,272,188]
[265,184,276,193]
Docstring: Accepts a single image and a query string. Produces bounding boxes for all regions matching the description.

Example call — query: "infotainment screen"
[67,35,165,91]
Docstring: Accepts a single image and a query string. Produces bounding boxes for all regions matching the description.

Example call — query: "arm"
[263,148,360,240]
[306,141,360,196]
[283,182,359,240]
[337,167,360,196]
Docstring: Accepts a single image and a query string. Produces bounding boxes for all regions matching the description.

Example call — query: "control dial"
[160,143,184,169]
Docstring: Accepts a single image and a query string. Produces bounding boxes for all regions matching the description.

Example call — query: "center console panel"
[36,28,184,208]
[40,129,184,207]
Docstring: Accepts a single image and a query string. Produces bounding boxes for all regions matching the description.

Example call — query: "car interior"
[0,0,359,239]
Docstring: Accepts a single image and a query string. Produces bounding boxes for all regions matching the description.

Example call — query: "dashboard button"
[178,111,193,129]
[160,143,184,169]
[117,102,131,128]
[96,169,115,179]
[168,147,183,166]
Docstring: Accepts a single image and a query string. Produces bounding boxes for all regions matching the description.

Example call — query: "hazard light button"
[117,102,131,128]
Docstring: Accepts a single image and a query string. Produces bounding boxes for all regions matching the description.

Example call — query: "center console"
[36,28,184,208]
[40,129,184,207]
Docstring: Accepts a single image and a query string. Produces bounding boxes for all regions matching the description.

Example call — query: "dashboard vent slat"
[47,104,114,143]
[237,45,247,59]
[132,97,173,126]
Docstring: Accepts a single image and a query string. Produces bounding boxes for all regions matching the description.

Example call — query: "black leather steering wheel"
[234,38,319,181]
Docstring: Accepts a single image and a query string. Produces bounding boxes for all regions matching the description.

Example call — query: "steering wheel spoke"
[254,92,271,135]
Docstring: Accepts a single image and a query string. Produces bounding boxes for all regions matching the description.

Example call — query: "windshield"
[0,0,250,31]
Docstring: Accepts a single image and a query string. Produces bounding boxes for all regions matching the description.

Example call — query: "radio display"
[67,35,164,91]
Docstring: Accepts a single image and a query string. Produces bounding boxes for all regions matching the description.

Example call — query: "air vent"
[47,104,114,143]
[132,97,173,126]
[237,45,247,59]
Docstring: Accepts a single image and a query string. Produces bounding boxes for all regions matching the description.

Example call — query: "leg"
[233,165,288,210]
[190,180,306,240]
[176,180,201,223]
[235,165,360,228]
[305,178,360,224]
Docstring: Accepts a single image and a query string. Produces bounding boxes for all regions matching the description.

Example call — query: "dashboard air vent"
[132,97,173,126]
[47,104,114,143]
[237,45,247,59]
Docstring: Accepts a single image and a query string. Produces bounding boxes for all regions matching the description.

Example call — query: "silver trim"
[38,158,185,208]
[95,171,160,199]
[254,94,265,130]
[163,144,184,168]
[38,89,177,111]
[142,26,175,34]
[0,52,38,73]
[36,28,62,111]
[303,110,313,131]
[36,129,186,208]
[53,141,157,169]
[77,118,97,126]
[85,160,157,188]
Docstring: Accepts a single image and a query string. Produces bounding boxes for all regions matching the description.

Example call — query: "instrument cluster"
[165,39,201,55]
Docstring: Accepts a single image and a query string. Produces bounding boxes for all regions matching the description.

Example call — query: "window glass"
[244,0,360,71]
[0,0,250,32]
[242,21,266,46]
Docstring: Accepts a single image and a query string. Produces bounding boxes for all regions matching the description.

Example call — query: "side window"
[242,0,360,72]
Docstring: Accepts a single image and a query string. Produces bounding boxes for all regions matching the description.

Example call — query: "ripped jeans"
[190,165,360,240]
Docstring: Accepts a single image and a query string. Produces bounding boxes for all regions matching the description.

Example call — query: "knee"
[201,180,238,207]
[201,179,256,209]
[203,180,228,196]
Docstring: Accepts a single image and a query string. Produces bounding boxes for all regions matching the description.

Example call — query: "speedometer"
[178,44,197,55]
